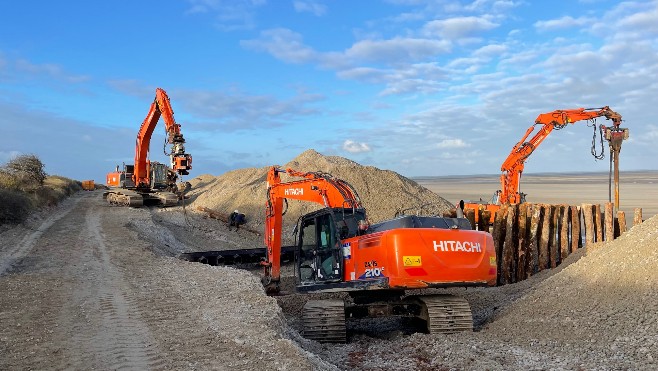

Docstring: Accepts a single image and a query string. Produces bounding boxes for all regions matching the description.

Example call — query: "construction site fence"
[463,203,644,286]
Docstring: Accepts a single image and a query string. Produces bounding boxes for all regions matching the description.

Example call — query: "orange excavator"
[464,106,627,223]
[262,167,497,342]
[104,88,192,207]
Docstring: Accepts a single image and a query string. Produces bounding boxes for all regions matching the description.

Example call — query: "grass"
[0,175,82,225]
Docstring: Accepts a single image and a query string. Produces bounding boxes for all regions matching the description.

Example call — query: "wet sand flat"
[414,171,658,220]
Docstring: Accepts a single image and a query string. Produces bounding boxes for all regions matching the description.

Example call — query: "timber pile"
[478,202,644,285]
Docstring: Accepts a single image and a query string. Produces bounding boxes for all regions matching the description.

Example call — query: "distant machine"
[104,88,192,207]
[463,106,627,224]
[81,180,95,191]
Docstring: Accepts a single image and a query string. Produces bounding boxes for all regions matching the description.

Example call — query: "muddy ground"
[1,190,656,370]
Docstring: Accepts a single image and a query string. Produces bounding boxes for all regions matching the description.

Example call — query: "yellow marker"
[490,256,497,266]
[403,256,422,267]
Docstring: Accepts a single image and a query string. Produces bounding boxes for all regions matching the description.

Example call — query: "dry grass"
[0,175,81,225]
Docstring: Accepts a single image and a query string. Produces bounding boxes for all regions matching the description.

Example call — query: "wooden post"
[526,204,542,278]
[582,204,594,246]
[477,207,487,232]
[554,205,561,262]
[604,202,614,241]
[482,210,492,232]
[538,204,552,272]
[617,210,627,236]
[594,204,603,242]
[548,205,558,269]
[492,206,508,286]
[516,204,529,282]
[634,208,643,226]
[560,205,570,261]
[576,206,583,248]
[502,204,518,285]
[465,208,476,230]
[570,206,581,253]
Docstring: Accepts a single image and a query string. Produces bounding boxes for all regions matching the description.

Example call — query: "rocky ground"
[1,151,656,370]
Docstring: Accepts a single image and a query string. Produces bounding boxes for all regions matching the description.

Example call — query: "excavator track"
[103,190,180,207]
[302,299,346,343]
[148,192,179,207]
[416,294,473,334]
[103,190,144,207]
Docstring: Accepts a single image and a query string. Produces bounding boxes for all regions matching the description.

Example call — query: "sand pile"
[485,214,658,362]
[186,149,453,245]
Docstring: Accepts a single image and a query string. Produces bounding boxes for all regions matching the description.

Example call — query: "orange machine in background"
[103,88,192,207]
[262,166,497,342]
[81,180,95,191]
[463,106,627,224]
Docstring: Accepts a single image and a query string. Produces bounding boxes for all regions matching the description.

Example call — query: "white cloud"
[345,38,451,63]
[343,140,371,153]
[159,88,326,133]
[437,139,470,149]
[293,1,327,16]
[473,44,507,57]
[422,16,498,39]
[534,16,594,31]
[14,59,89,83]
[616,4,658,36]
[185,0,266,30]
[241,28,317,64]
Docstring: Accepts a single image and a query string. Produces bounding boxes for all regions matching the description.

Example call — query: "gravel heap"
[483,213,658,367]
[185,149,453,245]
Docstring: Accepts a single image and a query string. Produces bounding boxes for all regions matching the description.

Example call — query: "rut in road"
[0,196,81,275]
[60,203,163,370]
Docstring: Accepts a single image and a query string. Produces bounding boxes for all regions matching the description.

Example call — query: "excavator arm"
[262,167,364,293]
[499,106,622,204]
[133,88,192,189]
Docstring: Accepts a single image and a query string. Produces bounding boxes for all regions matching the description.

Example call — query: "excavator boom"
[263,167,363,292]
[134,88,192,189]
[500,106,622,204]
[104,88,192,207]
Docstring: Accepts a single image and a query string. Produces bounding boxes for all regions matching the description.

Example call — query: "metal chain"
[589,119,605,160]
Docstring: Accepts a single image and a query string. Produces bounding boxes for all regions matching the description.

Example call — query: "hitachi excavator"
[104,88,192,207]
[464,106,627,224]
[262,167,497,342]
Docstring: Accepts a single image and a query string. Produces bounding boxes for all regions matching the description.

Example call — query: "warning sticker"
[489,256,497,266]
[403,256,422,266]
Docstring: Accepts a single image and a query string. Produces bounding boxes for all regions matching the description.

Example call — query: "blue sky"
[2,0,657,183]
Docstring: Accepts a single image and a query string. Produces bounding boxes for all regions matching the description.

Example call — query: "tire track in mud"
[60,204,164,370]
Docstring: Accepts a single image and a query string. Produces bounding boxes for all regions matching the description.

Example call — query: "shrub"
[0,189,32,224]
[3,154,47,191]
[0,155,82,226]
[0,170,20,190]
[44,176,82,196]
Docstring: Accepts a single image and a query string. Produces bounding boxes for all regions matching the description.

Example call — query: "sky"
[1,0,657,184]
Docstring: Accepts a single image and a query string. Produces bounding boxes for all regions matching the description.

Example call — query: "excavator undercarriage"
[301,293,474,342]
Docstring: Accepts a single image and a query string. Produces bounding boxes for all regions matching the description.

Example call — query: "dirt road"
[0,192,328,370]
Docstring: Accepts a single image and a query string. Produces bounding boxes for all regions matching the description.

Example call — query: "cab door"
[297,211,343,284]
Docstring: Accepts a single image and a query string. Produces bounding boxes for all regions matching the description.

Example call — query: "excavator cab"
[296,207,369,287]
[297,209,343,285]
[148,162,170,190]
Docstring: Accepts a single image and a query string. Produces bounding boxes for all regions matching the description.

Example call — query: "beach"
[414,171,658,220]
